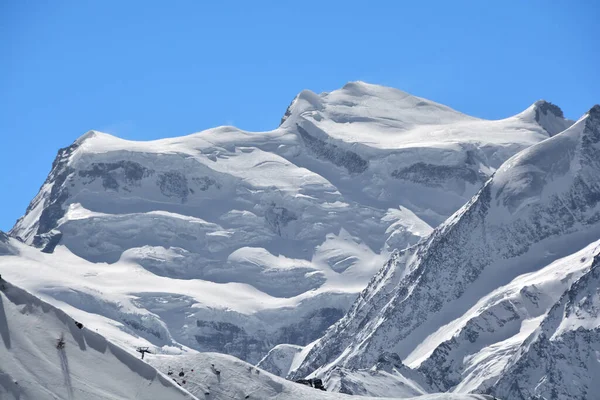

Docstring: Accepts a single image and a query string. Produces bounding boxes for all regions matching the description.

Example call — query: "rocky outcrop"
[257,344,303,377]
[296,124,368,174]
[79,161,150,190]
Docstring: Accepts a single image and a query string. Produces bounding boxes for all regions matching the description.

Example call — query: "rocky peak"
[521,100,573,136]
[533,100,564,120]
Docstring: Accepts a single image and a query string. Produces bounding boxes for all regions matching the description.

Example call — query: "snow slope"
[6,82,575,365]
[146,352,493,400]
[0,275,495,400]
[257,343,304,377]
[0,278,196,400]
[292,105,600,398]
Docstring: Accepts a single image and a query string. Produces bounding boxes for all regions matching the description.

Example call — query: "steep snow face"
[416,239,600,394]
[323,352,432,398]
[257,343,304,377]
[292,106,600,388]
[0,280,195,400]
[7,82,572,364]
[490,252,600,399]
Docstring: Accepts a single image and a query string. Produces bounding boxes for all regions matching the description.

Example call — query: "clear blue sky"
[1,1,598,231]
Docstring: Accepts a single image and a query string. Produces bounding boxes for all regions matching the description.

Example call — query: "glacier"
[1,81,597,399]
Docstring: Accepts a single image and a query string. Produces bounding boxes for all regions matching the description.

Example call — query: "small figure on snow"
[56,334,66,349]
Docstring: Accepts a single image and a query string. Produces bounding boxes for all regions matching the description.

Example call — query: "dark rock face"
[277,307,345,345]
[391,162,481,187]
[195,320,269,364]
[191,176,220,191]
[33,230,63,254]
[79,161,149,190]
[535,101,565,122]
[157,171,189,202]
[29,142,80,244]
[264,203,298,236]
[194,307,346,364]
[280,98,296,126]
[296,124,368,174]
[375,352,403,371]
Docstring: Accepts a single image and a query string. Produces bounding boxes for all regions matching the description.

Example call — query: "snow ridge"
[291,105,600,398]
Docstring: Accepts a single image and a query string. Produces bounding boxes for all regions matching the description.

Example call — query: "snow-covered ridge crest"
[490,249,600,399]
[291,104,600,388]
[0,230,17,255]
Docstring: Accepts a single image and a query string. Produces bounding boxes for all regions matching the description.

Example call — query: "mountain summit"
[3,83,593,400]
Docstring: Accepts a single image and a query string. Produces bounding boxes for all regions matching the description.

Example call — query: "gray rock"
[296,124,368,174]
[157,171,189,202]
[264,203,298,236]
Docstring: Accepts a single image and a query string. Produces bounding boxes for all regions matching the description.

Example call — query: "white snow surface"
[0,280,195,400]
[146,352,492,400]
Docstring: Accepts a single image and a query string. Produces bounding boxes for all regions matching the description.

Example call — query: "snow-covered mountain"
[0,278,195,400]
[6,81,599,399]
[5,82,571,367]
[291,105,600,397]
[0,274,497,400]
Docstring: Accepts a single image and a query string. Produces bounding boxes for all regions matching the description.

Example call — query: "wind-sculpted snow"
[292,105,600,394]
[125,246,326,297]
[7,82,575,365]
